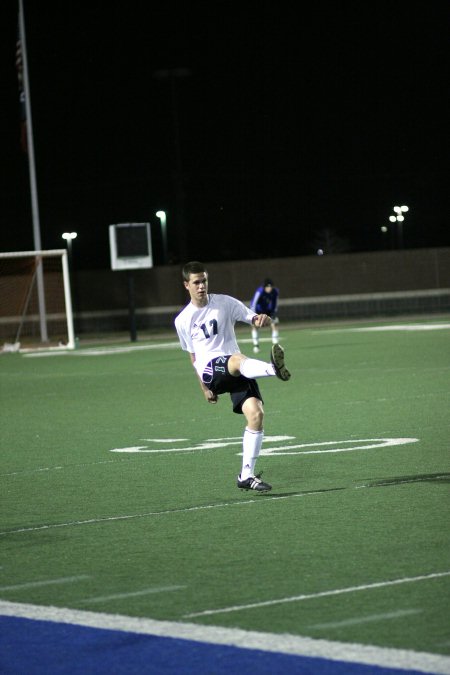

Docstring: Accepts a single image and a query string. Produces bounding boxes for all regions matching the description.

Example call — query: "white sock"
[240,428,264,479]
[251,327,259,347]
[240,357,275,379]
[272,328,279,344]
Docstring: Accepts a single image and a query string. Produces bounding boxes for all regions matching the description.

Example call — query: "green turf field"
[1,317,450,658]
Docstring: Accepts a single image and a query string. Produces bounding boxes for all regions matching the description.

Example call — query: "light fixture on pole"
[389,206,408,249]
[62,232,77,271]
[62,231,78,255]
[156,211,168,264]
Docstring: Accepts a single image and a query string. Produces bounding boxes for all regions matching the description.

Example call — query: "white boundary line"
[0,600,449,674]
[184,571,450,618]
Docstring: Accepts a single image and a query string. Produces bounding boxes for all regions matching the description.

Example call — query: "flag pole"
[18,0,48,343]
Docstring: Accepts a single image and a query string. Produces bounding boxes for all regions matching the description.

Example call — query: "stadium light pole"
[62,232,78,336]
[153,68,191,262]
[62,232,78,269]
[156,211,168,264]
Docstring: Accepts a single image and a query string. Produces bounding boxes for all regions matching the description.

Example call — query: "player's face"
[185,272,208,306]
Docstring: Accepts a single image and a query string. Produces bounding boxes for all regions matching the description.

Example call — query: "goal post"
[0,249,75,352]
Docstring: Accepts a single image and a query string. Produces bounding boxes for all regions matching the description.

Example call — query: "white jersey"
[175,293,256,377]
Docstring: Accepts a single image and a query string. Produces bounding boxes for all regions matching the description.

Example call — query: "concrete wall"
[73,248,450,332]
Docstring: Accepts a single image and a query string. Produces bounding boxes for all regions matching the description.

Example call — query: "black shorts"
[202,356,263,414]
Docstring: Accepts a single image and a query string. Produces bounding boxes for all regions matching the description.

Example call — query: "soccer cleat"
[253,345,260,354]
[271,344,291,381]
[237,473,272,492]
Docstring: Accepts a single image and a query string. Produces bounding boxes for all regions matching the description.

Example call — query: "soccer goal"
[0,250,75,352]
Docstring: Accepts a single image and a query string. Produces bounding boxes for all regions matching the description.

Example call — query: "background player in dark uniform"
[250,279,280,353]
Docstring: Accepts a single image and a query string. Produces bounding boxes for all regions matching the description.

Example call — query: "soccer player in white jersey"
[174,261,291,492]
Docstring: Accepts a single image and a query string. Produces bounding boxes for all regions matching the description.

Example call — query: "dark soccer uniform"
[250,285,279,318]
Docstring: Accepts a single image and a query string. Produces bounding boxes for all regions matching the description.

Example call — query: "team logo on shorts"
[214,356,227,374]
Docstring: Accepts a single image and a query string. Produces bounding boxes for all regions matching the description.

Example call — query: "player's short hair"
[264,278,273,286]
[182,261,207,281]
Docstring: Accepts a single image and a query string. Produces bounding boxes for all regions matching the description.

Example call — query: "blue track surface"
[0,616,429,674]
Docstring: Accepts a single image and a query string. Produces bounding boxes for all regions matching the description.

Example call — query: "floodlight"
[156,211,168,264]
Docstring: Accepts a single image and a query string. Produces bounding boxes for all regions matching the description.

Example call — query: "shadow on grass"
[357,472,450,488]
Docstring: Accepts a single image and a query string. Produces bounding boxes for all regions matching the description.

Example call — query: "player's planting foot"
[271,344,291,381]
[237,473,272,492]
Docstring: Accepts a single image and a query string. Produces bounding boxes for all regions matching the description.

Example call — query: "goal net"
[0,250,75,352]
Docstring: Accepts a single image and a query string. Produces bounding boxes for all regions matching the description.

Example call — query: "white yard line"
[308,608,422,630]
[79,586,186,604]
[0,600,449,674]
[183,571,450,618]
[23,342,180,357]
[0,576,90,591]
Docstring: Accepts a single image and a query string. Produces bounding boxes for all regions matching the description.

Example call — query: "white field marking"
[0,466,64,477]
[0,576,90,591]
[308,609,422,630]
[239,338,272,344]
[110,446,152,453]
[23,342,180,357]
[79,585,186,604]
[0,468,433,537]
[74,343,180,356]
[316,323,450,334]
[139,438,189,443]
[347,323,450,332]
[110,436,411,456]
[0,490,330,536]
[0,464,433,537]
[0,456,150,478]
[2,435,356,476]
[110,436,296,454]
[259,438,419,456]
[184,571,450,619]
[22,350,73,358]
[1,601,449,675]
[206,436,293,443]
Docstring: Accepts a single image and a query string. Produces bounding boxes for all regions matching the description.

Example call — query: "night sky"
[1,0,449,270]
